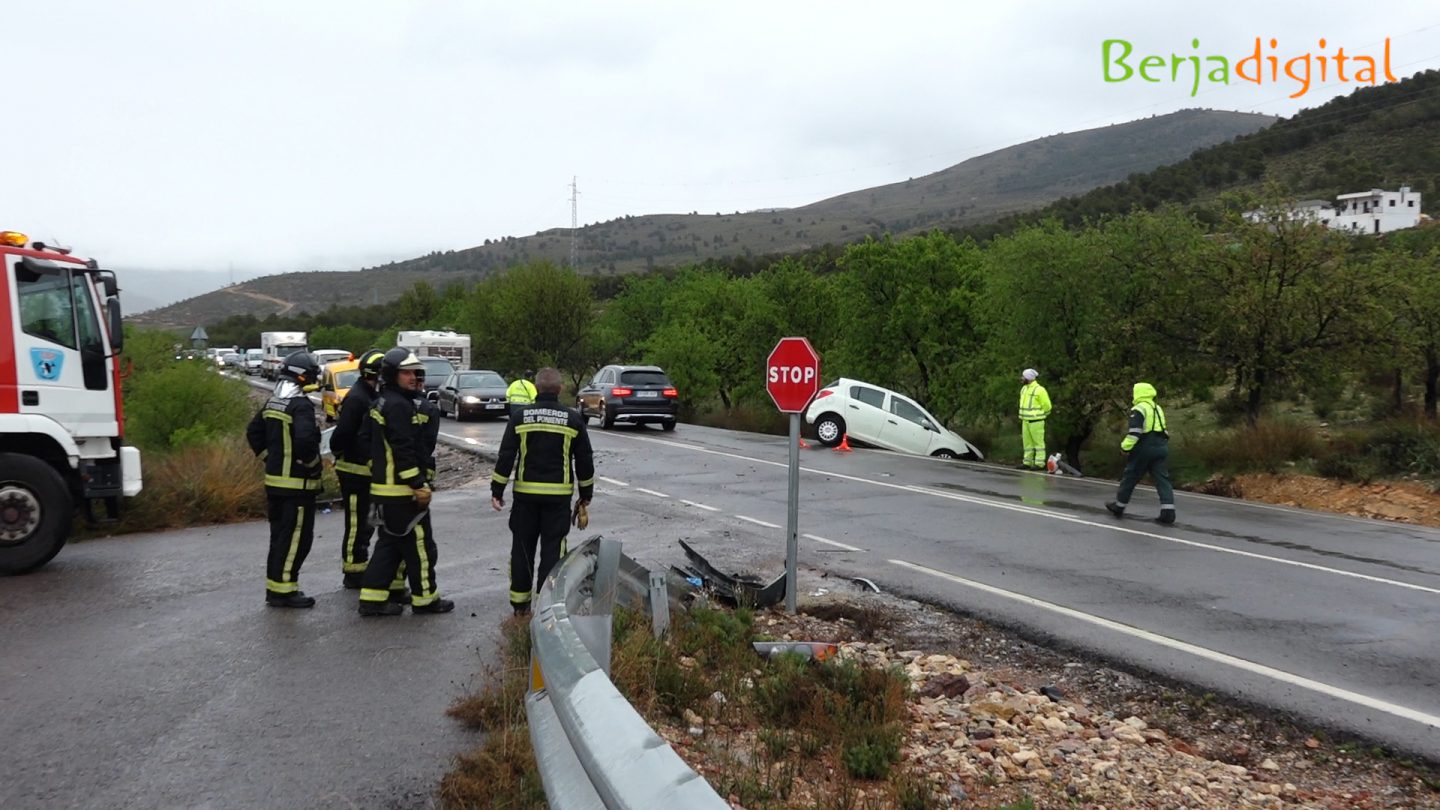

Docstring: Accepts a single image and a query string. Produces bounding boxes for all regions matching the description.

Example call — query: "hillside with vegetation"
[130,108,1272,329]
[966,69,1440,239]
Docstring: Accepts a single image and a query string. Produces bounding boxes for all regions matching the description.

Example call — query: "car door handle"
[848,404,859,410]
[887,419,897,424]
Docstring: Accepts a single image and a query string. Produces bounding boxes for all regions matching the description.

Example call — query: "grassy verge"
[442,605,941,810]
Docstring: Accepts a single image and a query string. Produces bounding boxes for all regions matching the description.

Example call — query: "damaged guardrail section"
[525,535,729,809]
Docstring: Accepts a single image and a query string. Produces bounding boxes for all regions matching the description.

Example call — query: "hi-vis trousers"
[266,492,316,595]
[358,500,440,607]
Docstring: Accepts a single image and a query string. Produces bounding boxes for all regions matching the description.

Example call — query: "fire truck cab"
[1,230,141,574]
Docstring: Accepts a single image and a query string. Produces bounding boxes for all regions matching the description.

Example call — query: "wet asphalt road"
[4,404,1439,807]
[434,415,1440,761]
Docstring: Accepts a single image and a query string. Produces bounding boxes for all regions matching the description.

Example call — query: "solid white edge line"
[804,533,864,552]
[890,558,1440,731]
[735,515,781,529]
[681,500,720,512]
[635,488,670,498]
[605,432,1440,597]
[598,476,629,487]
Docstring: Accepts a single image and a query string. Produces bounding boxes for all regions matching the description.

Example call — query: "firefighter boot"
[359,600,403,617]
[266,591,317,609]
[412,598,456,615]
[389,588,412,605]
[1105,501,1125,518]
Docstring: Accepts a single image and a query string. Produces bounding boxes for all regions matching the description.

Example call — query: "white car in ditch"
[804,378,984,460]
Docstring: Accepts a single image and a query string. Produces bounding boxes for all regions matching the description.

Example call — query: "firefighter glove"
[414,486,433,508]
[571,500,589,530]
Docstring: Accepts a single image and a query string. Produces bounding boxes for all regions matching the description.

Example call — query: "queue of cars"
[229,339,979,464]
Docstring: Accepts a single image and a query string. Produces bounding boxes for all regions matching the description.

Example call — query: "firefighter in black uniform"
[329,348,385,588]
[358,348,454,617]
[491,367,595,616]
[246,351,323,608]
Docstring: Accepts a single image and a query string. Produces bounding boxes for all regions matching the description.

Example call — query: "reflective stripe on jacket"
[369,387,428,500]
[330,379,376,478]
[506,379,538,405]
[1018,381,1052,422]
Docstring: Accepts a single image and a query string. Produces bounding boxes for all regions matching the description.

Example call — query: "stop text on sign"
[768,365,816,384]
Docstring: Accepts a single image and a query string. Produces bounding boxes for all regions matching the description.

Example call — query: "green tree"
[457,262,594,377]
[1379,244,1440,416]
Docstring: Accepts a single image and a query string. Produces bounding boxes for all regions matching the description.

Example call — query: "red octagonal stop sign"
[766,337,821,413]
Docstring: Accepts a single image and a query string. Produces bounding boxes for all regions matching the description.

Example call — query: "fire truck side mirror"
[107,298,124,351]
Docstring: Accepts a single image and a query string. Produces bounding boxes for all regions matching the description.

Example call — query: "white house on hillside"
[1331,187,1423,235]
[1243,187,1423,235]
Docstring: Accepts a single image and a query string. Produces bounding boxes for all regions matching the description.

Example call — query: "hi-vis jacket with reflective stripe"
[1018,381,1052,422]
[246,389,322,493]
[369,387,432,501]
[1120,382,1168,452]
[329,379,376,479]
[491,393,595,502]
[506,378,537,405]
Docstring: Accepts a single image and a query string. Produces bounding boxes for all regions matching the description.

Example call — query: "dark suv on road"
[577,365,679,430]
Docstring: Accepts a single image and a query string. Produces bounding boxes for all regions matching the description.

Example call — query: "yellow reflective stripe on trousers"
[359,587,390,603]
[510,589,532,604]
[265,474,319,491]
[344,494,359,565]
[267,579,298,594]
[410,522,437,606]
[282,504,305,585]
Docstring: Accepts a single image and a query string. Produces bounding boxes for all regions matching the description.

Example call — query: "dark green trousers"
[1114,438,1175,515]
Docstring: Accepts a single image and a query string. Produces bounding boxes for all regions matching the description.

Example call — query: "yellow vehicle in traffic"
[320,359,361,422]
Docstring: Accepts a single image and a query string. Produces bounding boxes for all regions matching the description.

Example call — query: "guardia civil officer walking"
[491,367,594,616]
[330,348,385,587]
[357,348,454,616]
[506,369,537,419]
[246,351,324,608]
[1106,382,1176,525]
[1017,368,1052,470]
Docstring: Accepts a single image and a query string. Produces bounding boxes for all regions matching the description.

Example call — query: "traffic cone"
[798,436,811,449]
[834,433,853,453]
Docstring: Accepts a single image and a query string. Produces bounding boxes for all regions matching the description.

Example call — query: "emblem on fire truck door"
[30,348,64,381]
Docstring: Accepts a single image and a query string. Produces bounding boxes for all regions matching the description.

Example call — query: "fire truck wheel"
[0,453,73,575]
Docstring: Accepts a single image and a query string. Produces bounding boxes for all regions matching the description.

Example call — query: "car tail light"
[662,388,678,397]
[815,389,834,400]
[610,387,633,397]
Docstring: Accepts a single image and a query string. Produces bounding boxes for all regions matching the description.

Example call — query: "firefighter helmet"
[380,347,425,384]
[358,348,385,379]
[279,351,321,387]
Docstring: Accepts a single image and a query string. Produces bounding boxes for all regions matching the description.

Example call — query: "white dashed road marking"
[735,515,781,529]
[681,500,720,512]
[599,476,629,487]
[635,488,670,499]
[804,533,863,552]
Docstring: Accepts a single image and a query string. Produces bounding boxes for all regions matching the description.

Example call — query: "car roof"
[611,364,666,372]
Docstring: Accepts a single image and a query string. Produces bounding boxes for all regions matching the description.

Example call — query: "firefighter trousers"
[359,500,441,607]
[508,497,571,609]
[1114,439,1175,515]
[266,492,316,595]
[338,473,373,574]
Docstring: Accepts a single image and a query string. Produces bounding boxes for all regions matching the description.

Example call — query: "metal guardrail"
[526,535,729,809]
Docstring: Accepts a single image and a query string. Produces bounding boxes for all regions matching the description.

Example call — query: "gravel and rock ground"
[649,591,1439,809]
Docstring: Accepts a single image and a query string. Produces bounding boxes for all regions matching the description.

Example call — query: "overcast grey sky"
[3,1,1437,286]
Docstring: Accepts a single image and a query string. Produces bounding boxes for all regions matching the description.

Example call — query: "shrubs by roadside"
[441,605,937,810]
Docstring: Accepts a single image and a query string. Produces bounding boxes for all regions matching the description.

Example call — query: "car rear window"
[850,386,886,408]
[621,370,671,386]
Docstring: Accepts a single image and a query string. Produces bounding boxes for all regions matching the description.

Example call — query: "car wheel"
[662,421,676,432]
[602,406,616,430]
[932,449,958,460]
[814,414,845,447]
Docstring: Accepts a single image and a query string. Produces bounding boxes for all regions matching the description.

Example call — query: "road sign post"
[766,337,821,614]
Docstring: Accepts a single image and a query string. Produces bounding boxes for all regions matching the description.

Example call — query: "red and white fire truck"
[0,230,141,574]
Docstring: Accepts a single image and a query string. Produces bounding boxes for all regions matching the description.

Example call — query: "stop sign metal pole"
[786,409,800,614]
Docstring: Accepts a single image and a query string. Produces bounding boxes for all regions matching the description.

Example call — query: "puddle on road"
[925,481,1440,578]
